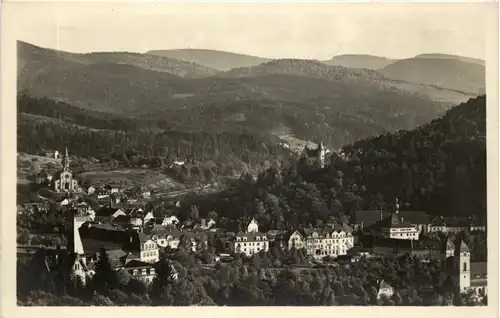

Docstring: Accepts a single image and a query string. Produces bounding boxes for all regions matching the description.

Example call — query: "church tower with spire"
[62,147,70,171]
[54,146,79,193]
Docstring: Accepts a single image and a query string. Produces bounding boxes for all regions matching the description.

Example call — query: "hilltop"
[18,41,481,167]
[146,48,271,71]
[217,58,478,105]
[341,95,486,216]
[18,41,218,79]
[414,53,485,66]
[379,57,485,95]
[177,95,486,235]
[322,54,395,70]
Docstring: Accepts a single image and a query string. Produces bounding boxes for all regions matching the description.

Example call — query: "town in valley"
[14,2,490,307]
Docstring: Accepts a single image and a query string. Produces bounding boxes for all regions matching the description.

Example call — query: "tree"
[92,248,119,293]
[151,258,176,302]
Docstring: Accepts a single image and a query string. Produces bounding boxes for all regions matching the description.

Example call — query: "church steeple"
[63,146,70,171]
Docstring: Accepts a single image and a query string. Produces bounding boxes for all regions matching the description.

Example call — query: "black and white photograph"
[2,1,498,310]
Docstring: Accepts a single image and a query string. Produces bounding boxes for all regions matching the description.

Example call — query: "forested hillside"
[17,94,293,172]
[19,41,475,154]
[341,95,486,217]
[147,48,271,71]
[379,57,485,95]
[176,96,486,232]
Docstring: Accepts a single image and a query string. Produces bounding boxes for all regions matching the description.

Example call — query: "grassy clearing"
[78,168,181,190]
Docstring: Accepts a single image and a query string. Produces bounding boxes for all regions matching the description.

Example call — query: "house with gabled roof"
[300,224,355,259]
[377,279,394,299]
[27,248,90,286]
[365,198,420,240]
[232,218,269,257]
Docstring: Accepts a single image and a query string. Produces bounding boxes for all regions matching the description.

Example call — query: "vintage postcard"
[1,1,498,317]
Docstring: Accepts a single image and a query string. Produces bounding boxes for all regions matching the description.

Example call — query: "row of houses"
[353,208,486,237]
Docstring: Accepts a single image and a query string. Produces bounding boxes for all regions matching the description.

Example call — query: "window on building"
[463,262,467,272]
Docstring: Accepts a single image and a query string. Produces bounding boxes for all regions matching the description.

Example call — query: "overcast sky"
[9,2,493,60]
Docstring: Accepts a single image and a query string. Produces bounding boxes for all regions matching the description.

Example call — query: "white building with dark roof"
[291,224,354,260]
[233,219,269,257]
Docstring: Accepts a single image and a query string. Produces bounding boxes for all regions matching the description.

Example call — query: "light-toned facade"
[369,200,420,240]
[162,215,180,226]
[247,218,259,233]
[288,225,354,259]
[442,239,487,299]
[54,148,79,193]
[234,219,269,256]
[140,239,160,263]
[234,233,269,256]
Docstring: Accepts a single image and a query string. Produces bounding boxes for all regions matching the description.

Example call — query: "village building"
[73,202,96,221]
[300,142,326,169]
[143,211,155,224]
[161,215,180,226]
[54,148,80,193]
[377,280,394,300]
[233,219,269,257]
[111,208,126,219]
[428,216,486,234]
[35,169,52,185]
[441,238,487,300]
[195,218,216,230]
[364,199,420,240]
[123,260,157,284]
[287,224,355,259]
[44,150,59,159]
[150,226,208,252]
[142,189,152,200]
[247,218,259,233]
[27,248,90,286]
[353,206,430,234]
[87,186,96,195]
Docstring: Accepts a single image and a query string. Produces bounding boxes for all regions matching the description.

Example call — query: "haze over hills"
[322,54,396,70]
[18,40,483,156]
[216,58,478,105]
[147,49,271,71]
[379,57,486,95]
[18,41,218,79]
[414,53,485,66]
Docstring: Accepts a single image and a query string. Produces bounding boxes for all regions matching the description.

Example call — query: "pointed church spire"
[63,146,70,171]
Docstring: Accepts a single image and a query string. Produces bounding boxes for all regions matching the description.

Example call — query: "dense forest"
[18,243,485,306]
[20,41,464,153]
[17,94,293,170]
[173,95,486,232]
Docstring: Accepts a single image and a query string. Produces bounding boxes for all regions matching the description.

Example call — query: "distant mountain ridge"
[18,41,218,78]
[379,57,485,95]
[18,41,462,152]
[147,48,271,71]
[414,53,485,66]
[323,54,396,70]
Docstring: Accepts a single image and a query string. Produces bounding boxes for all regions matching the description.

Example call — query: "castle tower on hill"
[301,142,326,169]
